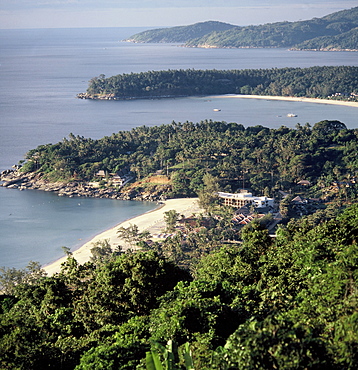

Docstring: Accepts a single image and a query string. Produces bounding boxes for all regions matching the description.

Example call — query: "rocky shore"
[76,92,189,100]
[76,92,118,100]
[1,169,169,202]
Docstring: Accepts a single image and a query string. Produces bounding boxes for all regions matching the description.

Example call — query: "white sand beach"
[43,198,203,276]
[213,94,358,108]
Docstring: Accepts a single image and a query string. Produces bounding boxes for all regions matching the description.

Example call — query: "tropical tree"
[117,224,151,248]
[164,210,180,233]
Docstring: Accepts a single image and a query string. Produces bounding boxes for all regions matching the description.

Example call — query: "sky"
[0,0,357,29]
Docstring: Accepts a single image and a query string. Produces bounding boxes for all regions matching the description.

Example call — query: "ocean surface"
[0,27,357,268]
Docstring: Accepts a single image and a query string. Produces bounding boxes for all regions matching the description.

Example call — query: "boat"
[287,113,297,117]
[213,108,221,112]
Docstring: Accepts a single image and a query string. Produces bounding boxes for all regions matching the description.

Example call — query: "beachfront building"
[95,168,134,187]
[218,190,274,209]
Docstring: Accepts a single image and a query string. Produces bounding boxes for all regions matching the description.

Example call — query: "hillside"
[2,120,357,368]
[4,118,356,204]
[1,185,357,369]
[124,20,236,43]
[292,27,358,51]
[126,7,358,50]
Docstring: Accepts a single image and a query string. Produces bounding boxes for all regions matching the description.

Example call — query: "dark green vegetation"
[125,21,235,43]
[1,204,357,369]
[83,66,358,100]
[3,120,357,368]
[127,7,358,51]
[21,120,358,205]
[293,27,358,51]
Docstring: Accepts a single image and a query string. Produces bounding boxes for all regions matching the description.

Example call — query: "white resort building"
[218,191,274,209]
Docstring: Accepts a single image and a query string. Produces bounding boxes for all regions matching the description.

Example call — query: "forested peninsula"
[2,119,358,205]
[1,119,358,368]
[126,7,358,51]
[77,66,358,101]
[1,140,358,369]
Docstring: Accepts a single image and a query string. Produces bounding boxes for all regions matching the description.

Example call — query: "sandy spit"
[211,94,358,107]
[43,198,203,276]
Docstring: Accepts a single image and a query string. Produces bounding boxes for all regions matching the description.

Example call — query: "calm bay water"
[0,188,155,268]
[0,27,357,268]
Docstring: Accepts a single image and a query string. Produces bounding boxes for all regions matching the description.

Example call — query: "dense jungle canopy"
[21,119,358,203]
[1,203,357,369]
[82,66,358,100]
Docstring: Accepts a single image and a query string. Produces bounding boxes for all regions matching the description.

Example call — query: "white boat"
[287,113,297,117]
[213,108,221,112]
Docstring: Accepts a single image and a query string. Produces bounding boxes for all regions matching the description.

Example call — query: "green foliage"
[0,295,18,314]
[216,315,331,369]
[164,210,180,233]
[90,239,120,265]
[145,340,195,370]
[240,220,272,263]
[126,21,235,43]
[1,205,357,369]
[185,7,358,50]
[198,173,220,212]
[294,27,358,51]
[149,279,247,348]
[85,66,358,100]
[127,8,358,50]
[0,261,46,295]
[73,251,191,332]
[194,245,254,286]
[117,224,151,248]
[0,252,190,369]
[76,317,151,370]
[21,119,358,201]
[312,119,348,138]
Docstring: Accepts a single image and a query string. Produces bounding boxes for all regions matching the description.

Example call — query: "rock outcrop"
[1,169,170,202]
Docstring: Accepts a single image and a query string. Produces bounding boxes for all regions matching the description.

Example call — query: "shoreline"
[212,94,358,107]
[77,92,358,108]
[43,197,203,276]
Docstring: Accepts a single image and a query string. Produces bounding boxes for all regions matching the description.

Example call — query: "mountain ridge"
[124,20,235,44]
[125,7,358,51]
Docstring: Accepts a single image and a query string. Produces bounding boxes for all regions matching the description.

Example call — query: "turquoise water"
[0,27,357,268]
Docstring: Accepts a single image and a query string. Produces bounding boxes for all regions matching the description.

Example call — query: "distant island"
[77,66,358,102]
[125,7,358,51]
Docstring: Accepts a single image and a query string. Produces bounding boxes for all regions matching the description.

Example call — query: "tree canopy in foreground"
[0,204,357,369]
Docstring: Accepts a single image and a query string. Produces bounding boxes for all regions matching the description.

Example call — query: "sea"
[0,27,357,268]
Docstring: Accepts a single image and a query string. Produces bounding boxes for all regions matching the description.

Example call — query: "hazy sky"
[0,0,357,29]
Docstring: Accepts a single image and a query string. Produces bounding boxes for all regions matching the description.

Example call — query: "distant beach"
[215,94,358,108]
[43,198,203,276]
